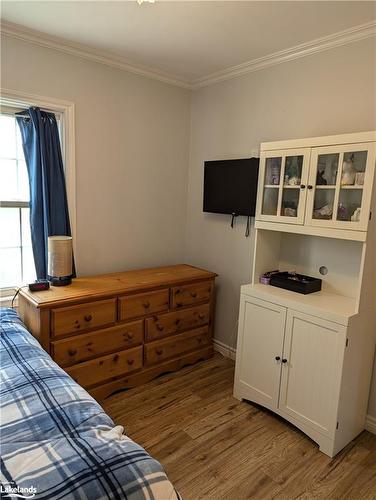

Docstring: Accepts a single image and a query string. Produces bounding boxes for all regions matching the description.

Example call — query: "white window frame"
[0,88,76,299]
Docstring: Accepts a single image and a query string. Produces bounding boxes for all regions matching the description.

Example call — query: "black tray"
[269,272,322,295]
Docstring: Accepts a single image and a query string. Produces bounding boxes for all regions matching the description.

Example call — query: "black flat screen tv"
[203,158,259,216]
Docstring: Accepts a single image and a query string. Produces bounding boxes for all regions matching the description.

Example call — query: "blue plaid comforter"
[0,308,178,500]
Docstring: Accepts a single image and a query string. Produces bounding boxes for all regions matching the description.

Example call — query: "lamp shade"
[48,236,73,286]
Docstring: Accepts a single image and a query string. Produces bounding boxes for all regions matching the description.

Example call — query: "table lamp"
[47,236,73,286]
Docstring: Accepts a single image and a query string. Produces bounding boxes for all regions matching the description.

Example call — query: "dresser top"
[19,264,217,308]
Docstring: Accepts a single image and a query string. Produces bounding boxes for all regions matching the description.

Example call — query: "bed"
[0,308,178,500]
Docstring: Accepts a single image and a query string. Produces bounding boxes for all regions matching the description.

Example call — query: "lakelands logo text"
[0,483,37,498]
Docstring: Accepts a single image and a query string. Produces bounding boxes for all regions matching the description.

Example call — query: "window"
[0,113,36,291]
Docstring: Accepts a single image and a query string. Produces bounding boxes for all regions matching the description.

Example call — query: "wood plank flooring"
[103,354,376,500]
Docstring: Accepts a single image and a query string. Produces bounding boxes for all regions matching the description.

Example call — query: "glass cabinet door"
[258,149,310,224]
[306,143,376,231]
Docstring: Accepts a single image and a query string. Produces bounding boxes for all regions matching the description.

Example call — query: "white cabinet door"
[305,143,376,231]
[278,309,346,437]
[256,148,311,224]
[235,296,286,410]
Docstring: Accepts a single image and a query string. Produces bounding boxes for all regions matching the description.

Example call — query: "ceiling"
[1,1,375,85]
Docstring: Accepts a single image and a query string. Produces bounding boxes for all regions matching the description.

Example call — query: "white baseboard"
[365,414,376,434]
[213,339,236,361]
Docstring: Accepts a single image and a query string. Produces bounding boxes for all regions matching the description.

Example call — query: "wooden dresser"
[18,264,216,400]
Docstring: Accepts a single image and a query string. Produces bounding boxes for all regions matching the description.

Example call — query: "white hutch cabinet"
[234,131,376,457]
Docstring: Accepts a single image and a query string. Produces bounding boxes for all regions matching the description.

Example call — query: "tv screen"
[203,158,259,216]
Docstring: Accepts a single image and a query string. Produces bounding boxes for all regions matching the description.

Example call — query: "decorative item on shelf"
[267,158,280,185]
[47,236,73,286]
[351,207,361,222]
[337,203,348,221]
[259,270,279,285]
[341,154,356,185]
[287,176,300,186]
[313,203,333,220]
[269,271,322,294]
[283,207,297,217]
[316,169,327,185]
[355,172,365,186]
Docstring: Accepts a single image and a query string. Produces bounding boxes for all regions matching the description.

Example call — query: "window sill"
[0,296,14,308]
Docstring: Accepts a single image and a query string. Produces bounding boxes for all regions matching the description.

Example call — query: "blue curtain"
[16,107,74,280]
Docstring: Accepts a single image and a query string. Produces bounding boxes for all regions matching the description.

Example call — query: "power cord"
[11,286,27,309]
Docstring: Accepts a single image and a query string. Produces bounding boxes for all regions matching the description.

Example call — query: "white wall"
[1,35,191,276]
[2,34,376,417]
[184,38,376,413]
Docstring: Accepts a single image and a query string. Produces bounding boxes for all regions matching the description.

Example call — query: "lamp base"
[48,275,72,287]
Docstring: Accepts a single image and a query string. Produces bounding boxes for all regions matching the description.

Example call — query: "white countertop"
[241,283,358,326]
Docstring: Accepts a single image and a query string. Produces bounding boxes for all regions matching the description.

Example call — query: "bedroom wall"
[184,38,376,415]
[1,35,191,276]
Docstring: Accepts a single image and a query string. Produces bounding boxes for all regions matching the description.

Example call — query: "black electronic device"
[203,158,259,216]
[28,280,50,292]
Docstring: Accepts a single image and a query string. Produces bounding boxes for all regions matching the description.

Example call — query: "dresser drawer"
[51,299,117,337]
[119,289,169,321]
[146,303,210,341]
[145,326,210,365]
[171,280,213,309]
[52,320,143,366]
[65,346,143,388]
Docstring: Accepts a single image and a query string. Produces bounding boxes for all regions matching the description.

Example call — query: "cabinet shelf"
[340,185,364,190]
[264,184,279,188]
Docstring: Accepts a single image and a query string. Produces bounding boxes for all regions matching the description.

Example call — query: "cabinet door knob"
[307,185,313,190]
[300,184,306,189]
[84,314,92,322]
[275,356,280,361]
[282,358,288,363]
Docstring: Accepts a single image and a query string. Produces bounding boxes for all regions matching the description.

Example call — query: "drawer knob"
[84,314,92,322]
[127,359,134,366]
[198,314,205,320]
[143,301,150,309]
[75,324,81,329]
[175,289,180,295]
[191,292,197,298]
[176,302,183,308]
[282,358,288,364]
[157,324,164,332]
[197,337,202,343]
[175,318,181,325]
[126,332,134,340]
[113,354,119,362]
[68,348,77,356]
[156,348,163,355]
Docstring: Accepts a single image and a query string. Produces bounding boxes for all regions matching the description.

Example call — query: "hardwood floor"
[103,354,376,500]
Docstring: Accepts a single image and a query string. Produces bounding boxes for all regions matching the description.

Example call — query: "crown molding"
[1,19,375,91]
[191,20,376,89]
[0,20,193,89]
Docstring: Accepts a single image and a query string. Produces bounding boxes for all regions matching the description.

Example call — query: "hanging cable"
[11,286,27,309]
[245,216,251,237]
